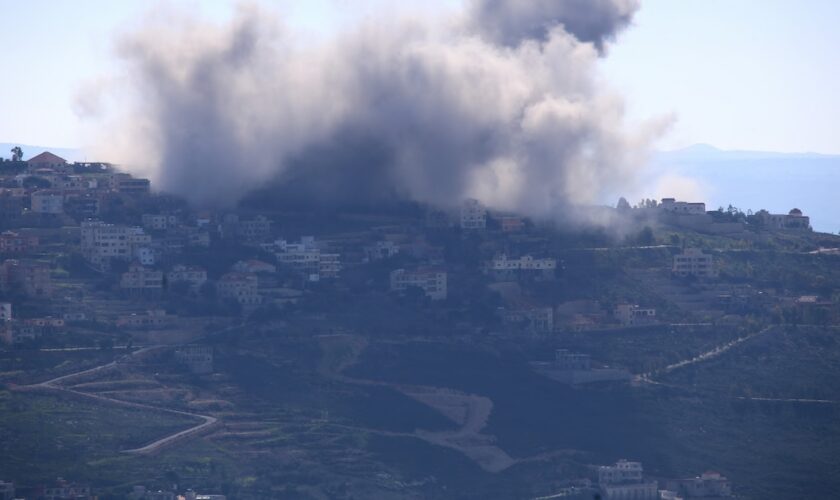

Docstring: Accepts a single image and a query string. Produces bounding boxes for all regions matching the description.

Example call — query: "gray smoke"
[86,1,662,216]
[467,0,639,52]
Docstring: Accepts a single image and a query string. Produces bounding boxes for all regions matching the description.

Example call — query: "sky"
[1,0,839,154]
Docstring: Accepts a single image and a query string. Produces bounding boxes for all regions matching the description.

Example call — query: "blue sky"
[1,0,838,154]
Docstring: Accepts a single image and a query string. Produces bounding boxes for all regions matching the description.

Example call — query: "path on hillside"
[12,326,244,454]
[317,334,515,472]
[636,326,774,384]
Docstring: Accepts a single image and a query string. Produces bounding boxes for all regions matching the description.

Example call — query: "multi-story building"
[487,254,557,281]
[0,480,14,500]
[117,309,172,328]
[499,216,525,232]
[501,306,554,333]
[614,304,656,327]
[217,272,262,306]
[673,248,716,278]
[30,189,64,214]
[111,173,151,195]
[27,151,68,170]
[81,220,151,270]
[460,198,487,230]
[0,303,11,322]
[274,237,341,280]
[663,471,733,498]
[759,208,811,230]
[1,259,52,298]
[659,198,706,215]
[0,231,38,254]
[364,241,400,262]
[597,460,658,500]
[43,479,91,500]
[142,214,178,231]
[390,268,447,300]
[167,265,208,293]
[120,263,163,295]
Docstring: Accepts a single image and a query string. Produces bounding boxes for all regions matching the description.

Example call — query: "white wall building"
[0,302,11,322]
[31,190,64,214]
[81,221,151,271]
[460,198,487,230]
[659,198,706,215]
[614,304,656,326]
[390,268,447,300]
[217,272,262,306]
[673,248,716,278]
[142,214,178,231]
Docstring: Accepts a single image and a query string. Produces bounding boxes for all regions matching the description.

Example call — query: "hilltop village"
[1,150,839,499]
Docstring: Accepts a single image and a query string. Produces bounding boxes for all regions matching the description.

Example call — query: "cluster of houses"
[0,478,227,500]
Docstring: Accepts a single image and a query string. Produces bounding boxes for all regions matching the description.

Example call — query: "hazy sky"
[1,0,838,154]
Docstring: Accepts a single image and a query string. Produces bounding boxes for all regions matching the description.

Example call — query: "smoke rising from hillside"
[84,1,664,215]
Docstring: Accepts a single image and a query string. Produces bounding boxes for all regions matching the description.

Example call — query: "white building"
[614,304,656,326]
[142,214,178,231]
[390,268,447,300]
[364,241,400,262]
[120,263,163,294]
[460,198,487,230]
[489,254,557,271]
[759,208,811,230]
[598,460,658,500]
[166,265,207,292]
[81,220,151,271]
[273,237,341,280]
[217,272,262,306]
[0,303,11,322]
[659,198,706,215]
[31,190,64,214]
[673,248,716,278]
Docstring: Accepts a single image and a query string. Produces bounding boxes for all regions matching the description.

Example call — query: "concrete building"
[167,265,208,293]
[0,303,10,322]
[460,198,487,230]
[1,259,52,298]
[614,304,656,327]
[217,272,262,306]
[390,268,447,300]
[488,254,557,281]
[0,480,13,500]
[274,237,341,280]
[30,189,64,214]
[233,259,277,274]
[44,479,91,500]
[117,309,172,329]
[663,471,733,498]
[501,306,554,333]
[364,240,400,262]
[659,198,706,215]
[112,173,151,195]
[597,460,658,500]
[142,214,178,231]
[81,220,151,271]
[759,208,811,230]
[120,263,164,294]
[673,248,716,278]
[0,231,38,254]
[27,151,67,170]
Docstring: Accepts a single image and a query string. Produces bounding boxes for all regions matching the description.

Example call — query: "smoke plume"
[84,1,663,216]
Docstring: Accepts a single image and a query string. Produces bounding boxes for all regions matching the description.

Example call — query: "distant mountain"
[0,143,85,163]
[656,143,838,163]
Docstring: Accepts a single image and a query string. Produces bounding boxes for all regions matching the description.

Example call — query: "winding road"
[16,344,220,455]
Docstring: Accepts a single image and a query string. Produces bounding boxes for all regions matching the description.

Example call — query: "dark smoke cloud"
[467,0,639,52]
[84,1,664,217]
